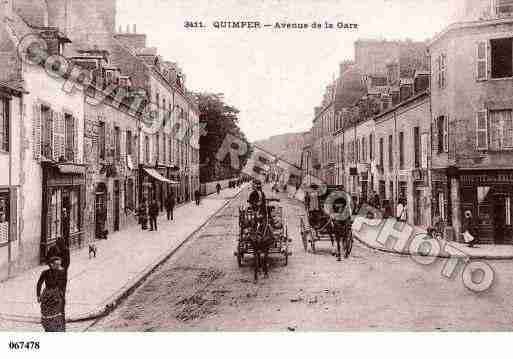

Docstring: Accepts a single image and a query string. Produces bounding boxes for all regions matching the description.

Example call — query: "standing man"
[165,191,175,221]
[194,189,201,206]
[216,183,221,195]
[248,180,266,215]
[149,199,159,231]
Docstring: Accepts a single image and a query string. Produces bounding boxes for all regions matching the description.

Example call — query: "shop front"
[138,165,178,208]
[41,162,85,262]
[459,170,513,245]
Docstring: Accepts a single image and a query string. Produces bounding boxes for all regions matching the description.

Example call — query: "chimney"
[133,24,137,34]
[126,24,130,33]
[118,25,122,33]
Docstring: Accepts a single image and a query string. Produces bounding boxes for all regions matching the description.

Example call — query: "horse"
[308,201,352,261]
[246,204,277,282]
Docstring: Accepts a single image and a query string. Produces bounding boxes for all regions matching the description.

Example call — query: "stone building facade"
[429,0,513,243]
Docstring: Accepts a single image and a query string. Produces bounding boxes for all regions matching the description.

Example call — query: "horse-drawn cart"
[235,198,290,280]
[300,185,353,260]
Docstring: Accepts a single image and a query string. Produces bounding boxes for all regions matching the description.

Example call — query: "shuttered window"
[114,126,120,161]
[399,132,405,169]
[98,120,105,160]
[65,114,74,162]
[476,110,488,150]
[488,110,513,150]
[0,97,9,152]
[41,106,53,159]
[388,134,393,169]
[437,116,448,153]
[126,130,132,156]
[477,41,488,81]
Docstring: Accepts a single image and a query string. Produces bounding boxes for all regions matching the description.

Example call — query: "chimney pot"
[133,24,137,33]
[126,24,130,33]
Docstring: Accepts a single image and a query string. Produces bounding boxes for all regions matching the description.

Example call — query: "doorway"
[493,193,506,244]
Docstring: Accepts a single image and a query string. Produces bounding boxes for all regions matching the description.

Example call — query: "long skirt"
[40,288,65,332]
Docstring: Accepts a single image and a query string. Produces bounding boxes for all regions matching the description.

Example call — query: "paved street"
[86,186,513,331]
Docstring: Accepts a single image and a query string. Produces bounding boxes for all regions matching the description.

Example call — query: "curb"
[83,187,244,326]
[0,188,244,325]
[352,230,513,261]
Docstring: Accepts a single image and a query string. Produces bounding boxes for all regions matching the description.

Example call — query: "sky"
[117,0,453,142]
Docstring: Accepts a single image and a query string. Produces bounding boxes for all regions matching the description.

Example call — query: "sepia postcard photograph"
[0,0,512,357]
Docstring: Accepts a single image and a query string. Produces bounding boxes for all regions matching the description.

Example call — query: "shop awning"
[144,168,179,184]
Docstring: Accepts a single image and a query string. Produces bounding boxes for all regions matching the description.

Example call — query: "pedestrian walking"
[194,189,201,205]
[304,190,311,211]
[371,191,381,209]
[216,183,221,195]
[165,192,175,220]
[396,198,407,222]
[462,210,478,248]
[138,199,148,230]
[149,199,159,231]
[36,256,67,332]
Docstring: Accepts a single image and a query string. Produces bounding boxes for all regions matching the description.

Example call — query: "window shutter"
[107,124,114,161]
[504,110,513,149]
[437,117,443,153]
[437,55,441,88]
[52,111,58,160]
[73,116,79,163]
[32,104,41,160]
[54,112,66,161]
[476,110,488,150]
[443,116,449,153]
[489,111,501,150]
[477,41,488,81]
[121,129,126,165]
[9,187,17,243]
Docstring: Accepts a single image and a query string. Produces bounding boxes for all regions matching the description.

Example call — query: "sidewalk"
[352,216,513,260]
[0,186,244,324]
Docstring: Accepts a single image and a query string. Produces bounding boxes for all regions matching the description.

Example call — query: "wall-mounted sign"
[58,164,86,175]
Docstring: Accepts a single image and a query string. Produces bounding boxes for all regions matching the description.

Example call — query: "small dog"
[88,244,97,259]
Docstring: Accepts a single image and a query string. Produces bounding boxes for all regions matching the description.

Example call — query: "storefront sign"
[461,173,513,184]
[58,164,86,175]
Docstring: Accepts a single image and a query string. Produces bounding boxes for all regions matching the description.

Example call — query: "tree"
[193,92,252,183]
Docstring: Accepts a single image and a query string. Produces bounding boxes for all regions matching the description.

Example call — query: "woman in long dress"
[36,256,67,332]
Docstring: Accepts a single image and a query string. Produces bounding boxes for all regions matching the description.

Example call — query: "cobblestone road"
[87,187,513,331]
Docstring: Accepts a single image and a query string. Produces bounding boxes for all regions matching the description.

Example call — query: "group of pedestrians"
[138,198,161,231]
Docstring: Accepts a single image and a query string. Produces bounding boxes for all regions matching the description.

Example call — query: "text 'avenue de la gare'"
[184,21,359,30]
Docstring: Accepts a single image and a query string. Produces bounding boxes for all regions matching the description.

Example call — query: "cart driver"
[248,179,266,216]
